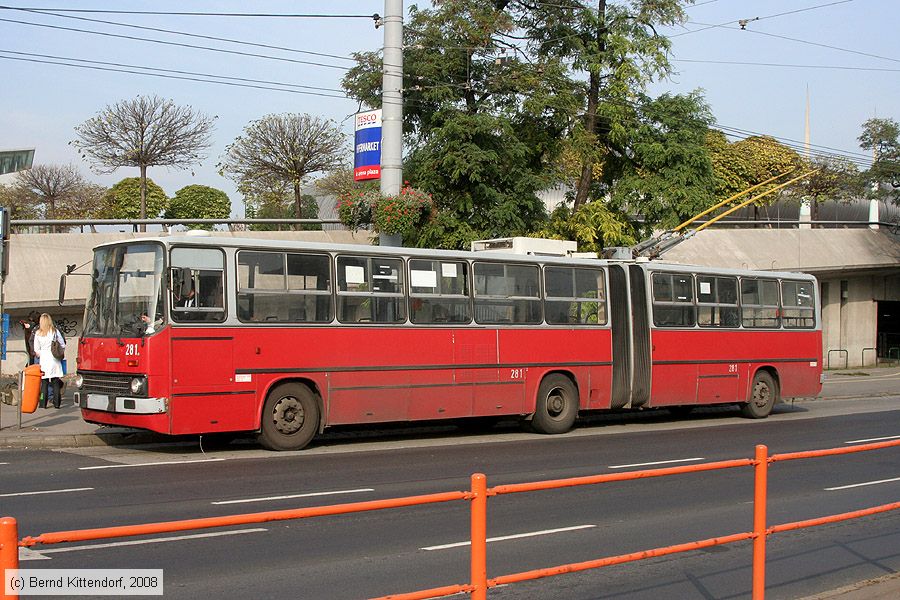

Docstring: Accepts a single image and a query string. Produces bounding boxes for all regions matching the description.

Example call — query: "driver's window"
[170,247,226,323]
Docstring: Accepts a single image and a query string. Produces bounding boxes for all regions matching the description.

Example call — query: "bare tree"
[15,164,86,219]
[220,113,345,219]
[72,95,214,230]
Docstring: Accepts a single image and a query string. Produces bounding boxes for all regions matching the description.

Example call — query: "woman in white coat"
[33,313,66,409]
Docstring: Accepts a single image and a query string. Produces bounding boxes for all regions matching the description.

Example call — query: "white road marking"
[844,435,900,444]
[79,458,226,470]
[0,487,93,498]
[825,476,900,491]
[421,525,596,551]
[25,528,268,558]
[18,547,52,561]
[212,488,375,505]
[0,462,9,465]
[608,457,705,469]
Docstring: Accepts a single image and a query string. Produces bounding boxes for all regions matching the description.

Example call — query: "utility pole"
[380,0,404,200]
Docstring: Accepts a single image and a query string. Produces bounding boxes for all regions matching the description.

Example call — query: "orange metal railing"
[1,440,897,600]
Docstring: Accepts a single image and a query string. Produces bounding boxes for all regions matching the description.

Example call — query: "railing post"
[470,473,488,600]
[752,445,769,600]
[1,517,20,600]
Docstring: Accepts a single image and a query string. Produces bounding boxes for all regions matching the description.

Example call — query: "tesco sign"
[353,109,382,181]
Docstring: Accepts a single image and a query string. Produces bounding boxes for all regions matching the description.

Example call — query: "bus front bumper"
[75,392,167,414]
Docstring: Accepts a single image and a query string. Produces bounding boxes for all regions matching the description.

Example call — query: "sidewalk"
[0,389,165,449]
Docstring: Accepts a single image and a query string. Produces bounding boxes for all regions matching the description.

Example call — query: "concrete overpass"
[1,226,897,373]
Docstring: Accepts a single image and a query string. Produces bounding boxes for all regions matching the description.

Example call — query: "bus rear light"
[127,359,139,367]
[74,375,84,389]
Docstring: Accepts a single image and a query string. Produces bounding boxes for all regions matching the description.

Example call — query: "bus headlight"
[130,377,146,395]
[74,374,84,389]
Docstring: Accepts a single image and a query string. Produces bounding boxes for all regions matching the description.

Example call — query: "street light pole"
[380,0,404,200]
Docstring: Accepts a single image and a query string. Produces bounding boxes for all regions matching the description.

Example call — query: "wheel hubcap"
[753,382,770,408]
[547,389,566,417]
[273,396,304,434]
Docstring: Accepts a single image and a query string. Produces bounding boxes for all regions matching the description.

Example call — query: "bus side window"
[170,247,226,324]
[652,272,695,327]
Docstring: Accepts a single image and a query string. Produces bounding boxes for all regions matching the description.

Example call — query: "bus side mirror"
[58,274,67,306]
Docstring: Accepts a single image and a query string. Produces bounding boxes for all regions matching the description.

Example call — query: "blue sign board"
[1,313,8,360]
[354,109,382,181]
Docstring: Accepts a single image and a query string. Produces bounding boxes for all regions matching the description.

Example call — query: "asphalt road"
[2,395,898,599]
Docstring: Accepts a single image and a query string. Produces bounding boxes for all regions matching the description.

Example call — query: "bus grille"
[79,371,143,398]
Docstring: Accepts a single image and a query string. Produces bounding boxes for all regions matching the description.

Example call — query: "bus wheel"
[531,374,578,434]
[258,383,320,451]
[741,371,778,419]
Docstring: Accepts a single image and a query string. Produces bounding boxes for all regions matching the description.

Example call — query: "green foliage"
[165,185,231,229]
[343,0,718,249]
[372,186,433,236]
[859,117,900,201]
[102,177,168,219]
[708,132,804,202]
[536,202,637,254]
[336,189,378,231]
[602,92,718,232]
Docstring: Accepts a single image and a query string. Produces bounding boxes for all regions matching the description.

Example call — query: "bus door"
[607,265,630,408]
[168,247,245,432]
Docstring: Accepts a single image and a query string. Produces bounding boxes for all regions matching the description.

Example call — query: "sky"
[1,0,897,219]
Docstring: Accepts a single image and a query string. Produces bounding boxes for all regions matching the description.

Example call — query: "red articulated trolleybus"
[68,234,822,451]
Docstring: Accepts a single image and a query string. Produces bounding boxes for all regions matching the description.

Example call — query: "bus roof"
[95,234,817,281]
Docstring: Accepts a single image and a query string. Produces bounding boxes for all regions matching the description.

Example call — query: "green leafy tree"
[858,117,900,202]
[707,131,806,221]
[165,184,231,229]
[344,0,715,248]
[72,95,214,229]
[220,113,345,220]
[343,0,573,248]
[102,177,168,219]
[510,0,693,210]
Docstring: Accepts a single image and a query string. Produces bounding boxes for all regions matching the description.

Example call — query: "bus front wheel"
[741,371,778,419]
[531,374,578,434]
[259,383,320,451]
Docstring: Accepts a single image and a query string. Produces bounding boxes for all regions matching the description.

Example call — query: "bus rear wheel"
[258,383,320,451]
[741,371,778,419]
[531,374,578,434]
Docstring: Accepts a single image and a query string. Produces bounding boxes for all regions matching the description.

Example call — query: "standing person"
[33,313,66,409]
[20,310,41,365]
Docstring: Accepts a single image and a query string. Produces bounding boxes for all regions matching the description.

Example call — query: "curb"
[0,430,168,449]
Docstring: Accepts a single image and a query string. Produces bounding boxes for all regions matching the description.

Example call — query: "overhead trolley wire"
[0,7,380,19]
[0,49,348,94]
[0,5,358,63]
[0,16,353,70]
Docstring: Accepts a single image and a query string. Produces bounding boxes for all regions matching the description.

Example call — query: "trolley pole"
[380,0,404,200]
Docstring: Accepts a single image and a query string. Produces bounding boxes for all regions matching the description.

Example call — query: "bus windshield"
[83,243,165,337]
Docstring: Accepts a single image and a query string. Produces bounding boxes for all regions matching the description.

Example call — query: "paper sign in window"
[700,281,711,294]
[410,269,438,288]
[441,263,458,278]
[345,265,365,284]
